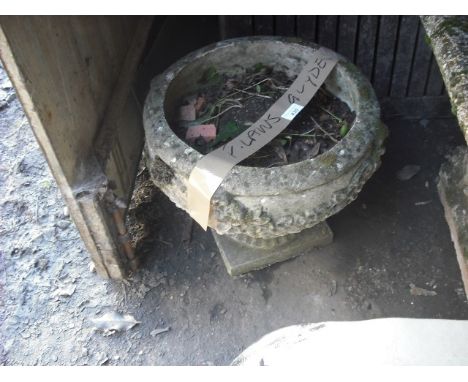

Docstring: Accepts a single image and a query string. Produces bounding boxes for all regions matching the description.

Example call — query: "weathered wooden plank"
[390,16,420,97]
[0,16,152,279]
[407,20,433,97]
[221,15,253,38]
[104,92,145,204]
[94,17,152,166]
[4,16,99,182]
[253,15,274,35]
[275,15,296,36]
[97,16,129,83]
[336,15,358,62]
[95,17,152,205]
[121,16,139,45]
[297,16,317,42]
[69,17,117,122]
[317,16,338,50]
[355,16,378,80]
[373,16,399,98]
[76,175,129,279]
[0,18,113,278]
[425,54,445,96]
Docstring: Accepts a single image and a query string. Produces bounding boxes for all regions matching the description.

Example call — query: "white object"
[232,318,468,366]
[281,103,304,121]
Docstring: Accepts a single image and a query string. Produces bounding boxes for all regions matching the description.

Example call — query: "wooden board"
[407,21,434,97]
[253,16,274,35]
[336,15,358,62]
[220,15,253,38]
[390,16,420,97]
[373,16,399,98]
[317,16,338,50]
[296,16,317,42]
[426,54,445,96]
[355,16,378,80]
[275,16,296,37]
[0,16,152,279]
[220,15,447,101]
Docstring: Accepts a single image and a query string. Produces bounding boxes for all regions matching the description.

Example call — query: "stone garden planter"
[143,37,387,275]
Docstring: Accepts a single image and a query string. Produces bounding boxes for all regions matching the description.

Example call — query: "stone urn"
[143,37,387,275]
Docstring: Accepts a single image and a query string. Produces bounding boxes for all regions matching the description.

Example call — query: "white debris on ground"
[91,312,140,335]
[397,165,421,181]
[410,283,438,297]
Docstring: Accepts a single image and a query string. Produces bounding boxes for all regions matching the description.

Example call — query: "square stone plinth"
[212,221,333,276]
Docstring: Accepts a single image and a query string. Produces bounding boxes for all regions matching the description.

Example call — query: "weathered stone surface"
[212,221,333,276]
[422,16,468,143]
[143,37,387,243]
[437,146,468,296]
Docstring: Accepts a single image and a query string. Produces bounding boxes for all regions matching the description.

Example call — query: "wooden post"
[0,16,153,279]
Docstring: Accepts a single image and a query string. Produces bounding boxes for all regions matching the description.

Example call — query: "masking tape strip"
[187,47,339,230]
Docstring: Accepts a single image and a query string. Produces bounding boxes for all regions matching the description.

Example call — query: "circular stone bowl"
[143,37,387,241]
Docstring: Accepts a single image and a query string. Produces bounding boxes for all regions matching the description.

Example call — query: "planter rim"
[143,36,382,196]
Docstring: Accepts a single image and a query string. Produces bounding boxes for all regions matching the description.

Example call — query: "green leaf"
[212,121,241,145]
[200,66,220,84]
[255,84,261,93]
[339,122,350,137]
[254,63,266,73]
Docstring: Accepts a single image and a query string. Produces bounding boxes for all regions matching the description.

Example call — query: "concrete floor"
[1,60,467,364]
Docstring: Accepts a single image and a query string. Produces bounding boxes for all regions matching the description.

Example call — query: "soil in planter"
[171,63,355,168]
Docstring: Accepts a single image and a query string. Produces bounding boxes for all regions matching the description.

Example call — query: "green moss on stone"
[432,17,468,39]
[451,102,458,117]
[424,33,432,47]
[318,152,337,167]
[454,68,468,77]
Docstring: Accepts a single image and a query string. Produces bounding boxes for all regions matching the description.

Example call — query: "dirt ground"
[1,62,468,365]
